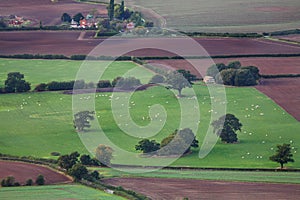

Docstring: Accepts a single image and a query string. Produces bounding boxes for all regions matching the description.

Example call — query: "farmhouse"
[203,76,215,84]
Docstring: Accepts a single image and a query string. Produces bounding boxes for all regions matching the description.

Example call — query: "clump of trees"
[135,128,199,156]
[1,72,31,93]
[57,151,102,181]
[211,113,242,143]
[95,144,114,166]
[206,61,260,86]
[270,143,295,169]
[1,175,44,187]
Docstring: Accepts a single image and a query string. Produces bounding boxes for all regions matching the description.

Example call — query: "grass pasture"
[0,84,299,168]
[98,167,300,184]
[98,0,300,33]
[0,184,125,200]
[0,59,151,88]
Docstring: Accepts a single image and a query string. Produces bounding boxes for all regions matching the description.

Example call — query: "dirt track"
[0,160,71,185]
[103,177,300,200]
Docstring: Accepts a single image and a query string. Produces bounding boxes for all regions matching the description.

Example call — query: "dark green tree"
[68,163,88,180]
[166,71,191,97]
[73,13,84,23]
[234,69,257,86]
[108,0,115,20]
[4,72,31,93]
[97,80,112,88]
[61,13,72,23]
[269,143,295,169]
[73,111,95,132]
[135,139,160,153]
[25,179,33,186]
[211,114,242,143]
[177,69,197,84]
[206,63,227,78]
[149,74,165,84]
[58,151,80,170]
[160,128,198,155]
[227,61,241,69]
[95,144,113,166]
[215,68,236,85]
[35,174,45,185]
[241,66,260,80]
[114,77,141,90]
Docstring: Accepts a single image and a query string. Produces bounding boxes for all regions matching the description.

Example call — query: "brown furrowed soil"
[255,78,300,121]
[0,160,72,185]
[147,57,300,78]
[0,0,107,26]
[103,177,300,200]
[1,31,300,57]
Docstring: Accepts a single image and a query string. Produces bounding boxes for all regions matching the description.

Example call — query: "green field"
[98,0,300,33]
[0,59,150,87]
[0,184,126,200]
[0,84,299,168]
[96,167,300,184]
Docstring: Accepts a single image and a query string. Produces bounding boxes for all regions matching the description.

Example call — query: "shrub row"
[264,29,300,36]
[261,74,300,79]
[182,31,263,38]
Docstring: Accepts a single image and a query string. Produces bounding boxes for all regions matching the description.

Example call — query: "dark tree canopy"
[108,0,114,20]
[61,13,72,23]
[58,151,80,170]
[149,74,165,84]
[73,13,84,23]
[177,69,197,84]
[160,128,198,155]
[68,163,88,180]
[4,72,31,93]
[234,69,256,86]
[135,139,160,153]
[269,143,294,169]
[166,71,191,97]
[95,144,113,166]
[114,77,141,90]
[212,114,242,143]
[73,111,95,132]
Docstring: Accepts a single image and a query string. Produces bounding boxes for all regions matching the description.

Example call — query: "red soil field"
[103,177,300,200]
[255,78,300,121]
[0,0,107,26]
[0,160,72,185]
[147,57,300,78]
[275,34,300,43]
[1,31,300,57]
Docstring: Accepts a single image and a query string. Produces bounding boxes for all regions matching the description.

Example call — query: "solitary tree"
[166,71,191,97]
[35,174,45,185]
[160,128,198,155]
[108,0,115,20]
[4,72,31,93]
[73,111,95,132]
[269,143,294,169]
[135,139,160,153]
[211,114,242,143]
[95,144,113,166]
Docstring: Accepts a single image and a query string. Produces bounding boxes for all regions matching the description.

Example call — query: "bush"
[1,176,15,187]
[149,74,165,84]
[114,77,142,90]
[34,83,47,92]
[25,179,33,186]
[234,69,257,86]
[50,152,61,156]
[35,174,45,185]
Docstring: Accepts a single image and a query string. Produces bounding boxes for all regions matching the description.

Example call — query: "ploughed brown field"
[1,31,300,56]
[255,78,300,121]
[147,57,300,78]
[103,177,300,200]
[0,160,72,185]
[0,0,107,26]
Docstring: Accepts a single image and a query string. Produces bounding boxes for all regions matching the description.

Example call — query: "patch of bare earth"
[102,177,300,200]
[0,160,72,185]
[0,0,107,26]
[255,78,300,121]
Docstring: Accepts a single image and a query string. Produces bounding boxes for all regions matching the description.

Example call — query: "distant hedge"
[182,31,263,38]
[261,74,300,79]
